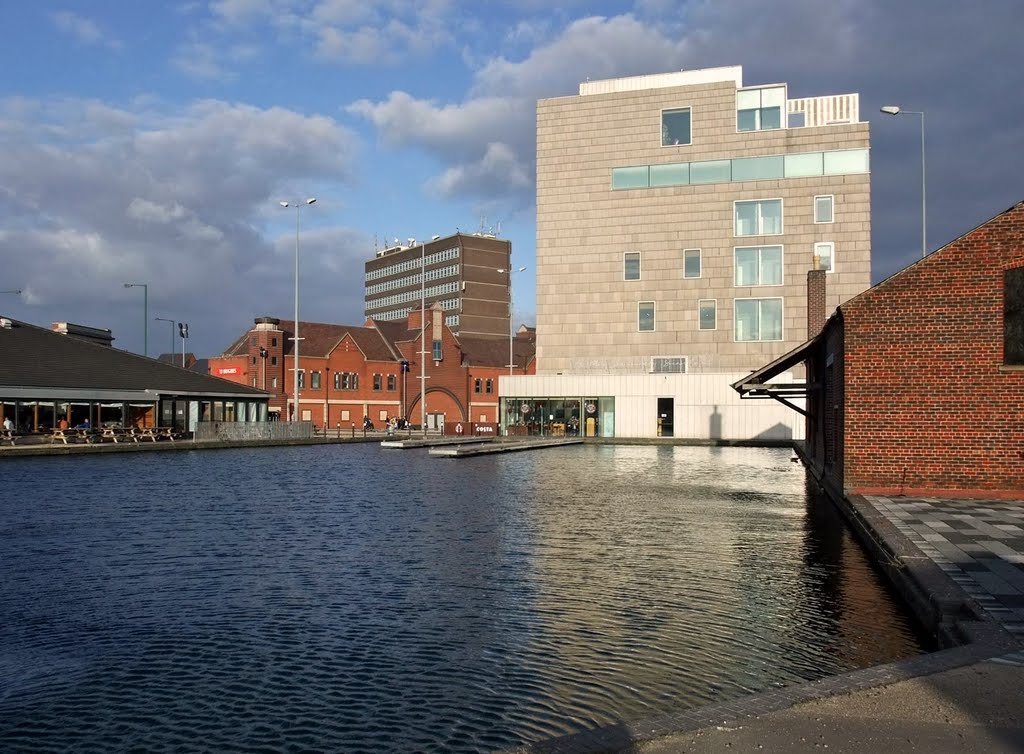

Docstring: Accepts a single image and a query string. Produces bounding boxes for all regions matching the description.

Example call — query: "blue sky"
[1,0,1021,357]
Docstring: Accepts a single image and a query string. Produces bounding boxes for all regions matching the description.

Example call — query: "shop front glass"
[501,397,613,437]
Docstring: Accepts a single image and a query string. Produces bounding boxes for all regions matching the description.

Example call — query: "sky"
[1,0,1021,358]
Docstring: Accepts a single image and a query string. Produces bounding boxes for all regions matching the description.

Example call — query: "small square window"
[638,302,655,332]
[684,249,701,279]
[699,300,717,330]
[661,108,691,146]
[624,252,641,281]
[814,195,834,224]
[814,242,835,273]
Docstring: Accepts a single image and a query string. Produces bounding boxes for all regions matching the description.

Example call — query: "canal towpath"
[523,493,1024,754]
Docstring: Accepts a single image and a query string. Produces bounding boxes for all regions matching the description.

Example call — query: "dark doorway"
[657,398,674,437]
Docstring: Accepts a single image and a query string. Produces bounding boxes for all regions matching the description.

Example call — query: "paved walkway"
[516,494,1024,754]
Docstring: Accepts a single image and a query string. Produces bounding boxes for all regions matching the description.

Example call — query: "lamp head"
[880,105,901,115]
[279,201,290,208]
[305,197,316,205]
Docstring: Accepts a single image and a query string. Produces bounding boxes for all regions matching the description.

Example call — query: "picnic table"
[0,428,18,446]
[49,428,98,444]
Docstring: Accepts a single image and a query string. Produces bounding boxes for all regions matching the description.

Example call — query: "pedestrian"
[2,416,12,431]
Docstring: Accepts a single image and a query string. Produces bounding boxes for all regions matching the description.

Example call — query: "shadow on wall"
[709,405,722,439]
[754,422,794,441]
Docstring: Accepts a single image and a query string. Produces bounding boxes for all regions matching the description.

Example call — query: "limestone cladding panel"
[536,79,870,375]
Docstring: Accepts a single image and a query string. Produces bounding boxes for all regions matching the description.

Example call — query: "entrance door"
[657,398,674,437]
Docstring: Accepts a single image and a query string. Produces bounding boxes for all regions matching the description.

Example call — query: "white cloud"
[50,11,122,49]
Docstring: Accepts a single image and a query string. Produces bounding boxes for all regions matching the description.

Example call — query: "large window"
[737,86,785,132]
[662,108,691,146]
[735,299,783,341]
[310,371,321,390]
[624,252,641,281]
[638,302,655,332]
[1006,267,1024,365]
[814,195,834,223]
[683,248,702,278]
[699,299,717,330]
[735,199,783,236]
[735,246,783,286]
[814,242,835,273]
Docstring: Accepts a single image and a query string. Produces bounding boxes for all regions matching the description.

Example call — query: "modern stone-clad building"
[364,232,513,340]
[502,66,872,439]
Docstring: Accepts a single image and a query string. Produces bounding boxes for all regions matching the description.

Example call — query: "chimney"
[807,269,827,337]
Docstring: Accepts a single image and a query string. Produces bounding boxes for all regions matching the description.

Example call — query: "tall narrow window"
[373,374,382,391]
[387,374,396,391]
[683,248,702,278]
[334,372,341,389]
[624,252,641,281]
[638,302,655,332]
[1005,267,1024,365]
[814,242,835,273]
[735,199,783,236]
[474,378,482,393]
[814,195,834,223]
[699,299,717,330]
[432,340,442,361]
[486,379,493,394]
[735,246,783,286]
[310,371,321,389]
[661,108,691,146]
[297,371,305,389]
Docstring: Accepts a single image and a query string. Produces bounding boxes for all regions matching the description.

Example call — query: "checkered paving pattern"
[867,496,1024,641]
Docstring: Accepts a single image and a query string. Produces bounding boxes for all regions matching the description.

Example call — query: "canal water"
[0,444,923,753]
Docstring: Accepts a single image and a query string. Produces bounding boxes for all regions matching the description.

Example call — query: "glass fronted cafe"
[500,396,615,437]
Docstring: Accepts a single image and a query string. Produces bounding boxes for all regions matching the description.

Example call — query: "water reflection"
[0,445,922,752]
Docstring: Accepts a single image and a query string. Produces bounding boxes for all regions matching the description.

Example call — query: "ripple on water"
[0,444,923,752]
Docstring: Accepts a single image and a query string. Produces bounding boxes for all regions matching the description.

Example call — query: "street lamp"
[279,198,316,423]
[155,317,175,363]
[259,346,269,390]
[178,322,189,368]
[880,105,926,258]
[498,267,527,376]
[419,239,427,437]
[123,283,149,356]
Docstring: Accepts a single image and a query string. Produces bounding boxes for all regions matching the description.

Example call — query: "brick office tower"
[364,232,513,340]
[503,65,872,439]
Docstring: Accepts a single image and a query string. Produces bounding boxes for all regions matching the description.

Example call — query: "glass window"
[814,242,835,273]
[735,199,782,236]
[690,159,731,184]
[651,357,686,373]
[1005,267,1024,365]
[297,371,305,389]
[650,163,689,187]
[611,166,650,190]
[272,377,277,388]
[788,111,806,128]
[373,374,382,391]
[737,86,785,132]
[271,356,277,366]
[683,248,701,279]
[432,340,442,361]
[271,337,277,346]
[624,252,641,281]
[732,155,784,182]
[486,379,493,394]
[661,108,691,146]
[735,246,783,286]
[387,374,396,391]
[334,372,341,389]
[474,378,482,393]
[784,152,823,177]
[824,149,869,175]
[735,299,784,341]
[699,299,717,330]
[638,302,655,332]
[311,371,321,389]
[814,195,834,223]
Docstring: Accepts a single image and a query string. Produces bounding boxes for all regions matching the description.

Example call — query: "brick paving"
[867,495,1024,643]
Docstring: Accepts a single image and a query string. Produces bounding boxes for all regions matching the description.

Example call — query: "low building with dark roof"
[208,305,536,431]
[0,317,269,434]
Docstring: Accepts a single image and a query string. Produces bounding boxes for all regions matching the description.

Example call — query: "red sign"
[216,367,239,375]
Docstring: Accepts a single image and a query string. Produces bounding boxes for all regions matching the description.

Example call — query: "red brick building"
[208,304,535,430]
[736,201,1024,498]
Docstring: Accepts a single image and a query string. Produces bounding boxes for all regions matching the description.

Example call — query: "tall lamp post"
[123,282,149,356]
[259,347,268,390]
[880,105,926,258]
[324,367,331,435]
[178,322,189,367]
[279,198,317,422]
[498,267,527,376]
[155,317,175,363]
[419,239,427,437]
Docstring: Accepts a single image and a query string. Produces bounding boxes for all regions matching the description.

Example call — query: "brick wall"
[840,203,1024,496]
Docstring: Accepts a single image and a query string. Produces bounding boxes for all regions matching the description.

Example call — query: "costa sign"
[216,367,239,375]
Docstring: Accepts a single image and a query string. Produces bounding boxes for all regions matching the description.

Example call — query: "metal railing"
[193,421,314,442]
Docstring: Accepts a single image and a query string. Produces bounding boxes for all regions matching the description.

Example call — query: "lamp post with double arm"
[498,267,527,376]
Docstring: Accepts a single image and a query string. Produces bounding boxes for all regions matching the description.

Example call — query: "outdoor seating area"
[43,426,184,445]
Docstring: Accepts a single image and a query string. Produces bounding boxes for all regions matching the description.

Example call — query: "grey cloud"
[0,98,363,355]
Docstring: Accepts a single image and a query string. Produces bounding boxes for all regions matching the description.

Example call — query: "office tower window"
[735,299,784,341]
[661,107,692,146]
[638,302,656,332]
[735,246,784,286]
[735,199,783,236]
